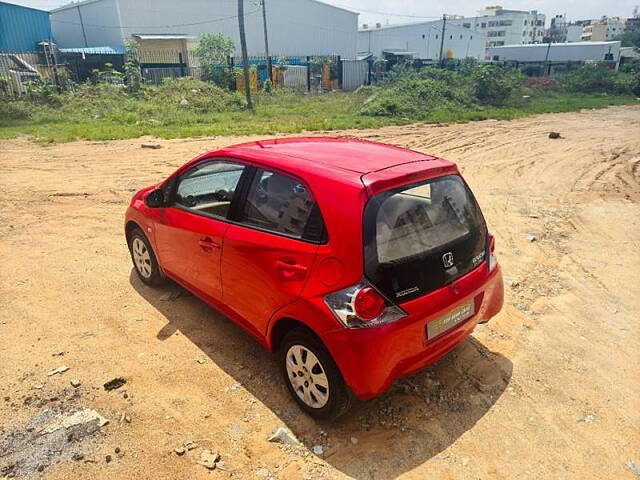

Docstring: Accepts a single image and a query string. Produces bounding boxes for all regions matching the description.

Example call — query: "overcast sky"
[11,0,640,25]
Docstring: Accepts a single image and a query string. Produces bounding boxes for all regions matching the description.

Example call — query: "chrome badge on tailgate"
[426,300,474,339]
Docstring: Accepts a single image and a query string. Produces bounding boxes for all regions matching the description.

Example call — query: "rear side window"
[364,175,487,303]
[174,161,245,219]
[241,169,325,242]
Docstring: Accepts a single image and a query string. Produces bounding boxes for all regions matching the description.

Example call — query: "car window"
[174,161,245,219]
[241,169,323,240]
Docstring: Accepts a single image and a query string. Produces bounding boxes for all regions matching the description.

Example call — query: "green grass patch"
[0,72,637,144]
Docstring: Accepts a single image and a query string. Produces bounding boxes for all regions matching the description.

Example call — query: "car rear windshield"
[363,175,487,303]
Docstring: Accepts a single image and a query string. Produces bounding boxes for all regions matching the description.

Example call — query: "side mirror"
[145,188,164,208]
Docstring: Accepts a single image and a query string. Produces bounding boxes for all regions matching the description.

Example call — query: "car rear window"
[363,175,487,303]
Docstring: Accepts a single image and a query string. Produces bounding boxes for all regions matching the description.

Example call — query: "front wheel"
[279,328,353,420]
[129,228,164,286]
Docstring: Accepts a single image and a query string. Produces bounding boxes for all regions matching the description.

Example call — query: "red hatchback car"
[125,138,504,419]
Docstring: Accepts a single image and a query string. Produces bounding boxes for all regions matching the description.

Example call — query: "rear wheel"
[279,328,353,420]
[129,228,164,286]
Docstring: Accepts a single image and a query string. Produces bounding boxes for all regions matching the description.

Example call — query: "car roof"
[216,137,437,176]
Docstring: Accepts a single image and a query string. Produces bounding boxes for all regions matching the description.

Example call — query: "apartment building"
[449,6,545,48]
[548,14,583,43]
[581,17,626,42]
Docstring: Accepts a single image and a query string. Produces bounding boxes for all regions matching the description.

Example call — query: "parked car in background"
[125,138,504,419]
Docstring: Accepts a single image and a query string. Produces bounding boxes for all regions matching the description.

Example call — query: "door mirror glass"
[145,188,164,208]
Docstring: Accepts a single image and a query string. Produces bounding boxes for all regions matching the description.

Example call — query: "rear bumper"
[324,264,504,399]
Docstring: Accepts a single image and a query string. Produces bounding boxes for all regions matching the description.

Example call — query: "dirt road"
[1,106,639,479]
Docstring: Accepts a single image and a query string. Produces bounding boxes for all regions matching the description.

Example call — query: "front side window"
[241,169,324,241]
[174,160,245,218]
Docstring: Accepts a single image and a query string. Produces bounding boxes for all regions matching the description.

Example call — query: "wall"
[488,41,621,62]
[0,2,52,52]
[51,0,358,57]
[566,25,583,43]
[357,22,486,60]
[50,0,124,48]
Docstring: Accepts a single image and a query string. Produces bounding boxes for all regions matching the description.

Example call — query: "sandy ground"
[1,105,639,480]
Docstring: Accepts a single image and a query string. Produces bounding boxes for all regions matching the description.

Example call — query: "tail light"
[488,234,497,272]
[324,280,407,329]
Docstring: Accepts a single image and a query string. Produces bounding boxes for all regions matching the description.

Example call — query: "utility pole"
[237,0,254,112]
[261,0,273,82]
[438,14,447,67]
[543,39,552,76]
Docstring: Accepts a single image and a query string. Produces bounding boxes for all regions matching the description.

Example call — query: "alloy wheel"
[285,344,330,408]
[132,237,152,279]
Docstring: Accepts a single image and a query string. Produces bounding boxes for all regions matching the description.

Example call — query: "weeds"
[0,62,638,143]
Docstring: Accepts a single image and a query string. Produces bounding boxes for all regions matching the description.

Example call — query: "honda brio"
[125,138,504,420]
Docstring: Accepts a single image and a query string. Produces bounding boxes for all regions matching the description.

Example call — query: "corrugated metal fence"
[341,59,369,90]
[1,49,374,96]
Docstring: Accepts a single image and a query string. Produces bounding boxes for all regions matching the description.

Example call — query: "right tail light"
[324,279,407,329]
[488,234,497,272]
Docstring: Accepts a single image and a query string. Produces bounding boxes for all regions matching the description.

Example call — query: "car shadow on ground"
[130,272,512,479]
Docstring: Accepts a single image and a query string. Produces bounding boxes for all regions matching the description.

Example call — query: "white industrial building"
[357,21,487,61]
[488,41,621,63]
[448,6,546,48]
[50,0,359,57]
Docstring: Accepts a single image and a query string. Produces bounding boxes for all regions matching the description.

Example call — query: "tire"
[279,327,353,421]
[128,228,164,286]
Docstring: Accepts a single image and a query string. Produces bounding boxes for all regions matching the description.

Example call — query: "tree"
[193,33,236,86]
[614,31,640,50]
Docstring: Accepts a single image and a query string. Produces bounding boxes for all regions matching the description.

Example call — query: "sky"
[10,0,640,25]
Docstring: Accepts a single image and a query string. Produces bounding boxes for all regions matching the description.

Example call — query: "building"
[0,1,52,52]
[625,16,640,33]
[566,24,584,42]
[581,17,626,41]
[488,41,621,64]
[50,0,358,58]
[547,14,583,43]
[357,20,486,61]
[448,6,546,48]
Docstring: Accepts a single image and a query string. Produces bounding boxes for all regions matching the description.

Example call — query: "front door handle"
[275,260,307,280]
[199,237,221,253]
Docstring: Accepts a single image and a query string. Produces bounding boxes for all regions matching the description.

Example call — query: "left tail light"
[324,279,407,329]
[488,234,497,272]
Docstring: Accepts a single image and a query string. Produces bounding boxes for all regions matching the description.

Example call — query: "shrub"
[147,77,244,112]
[25,81,62,106]
[0,99,32,122]
[360,68,474,117]
[555,63,636,94]
[471,64,524,105]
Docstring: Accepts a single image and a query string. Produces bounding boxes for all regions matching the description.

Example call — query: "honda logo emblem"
[442,252,454,268]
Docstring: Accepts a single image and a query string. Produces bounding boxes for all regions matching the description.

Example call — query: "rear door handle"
[199,237,221,253]
[275,260,307,280]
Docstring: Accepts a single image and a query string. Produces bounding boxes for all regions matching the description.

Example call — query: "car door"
[155,159,248,301]
[221,167,325,336]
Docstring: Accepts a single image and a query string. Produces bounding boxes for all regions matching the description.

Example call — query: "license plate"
[426,300,474,339]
